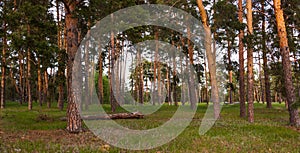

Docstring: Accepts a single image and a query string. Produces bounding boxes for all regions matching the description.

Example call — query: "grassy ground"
[0,101,300,152]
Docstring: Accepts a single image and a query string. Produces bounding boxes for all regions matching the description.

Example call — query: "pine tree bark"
[27,24,32,110]
[57,0,64,111]
[172,38,178,106]
[0,17,7,109]
[44,71,50,108]
[227,31,233,104]
[98,42,104,104]
[197,0,220,119]
[84,20,91,110]
[247,0,254,123]
[238,0,246,117]
[64,0,82,133]
[273,0,300,126]
[153,29,159,105]
[109,13,118,112]
[137,50,144,104]
[37,58,43,106]
[0,19,7,109]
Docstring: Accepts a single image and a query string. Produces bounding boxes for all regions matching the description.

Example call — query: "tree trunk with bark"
[273,0,300,126]
[247,0,254,123]
[109,14,118,112]
[37,58,43,107]
[197,0,220,119]
[98,43,104,104]
[27,24,32,110]
[57,0,64,111]
[64,0,82,133]
[1,19,7,109]
[238,0,246,117]
[44,71,50,108]
[172,38,178,106]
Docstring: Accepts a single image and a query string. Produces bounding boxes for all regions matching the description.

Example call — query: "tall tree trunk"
[197,0,220,119]
[258,55,263,103]
[262,0,272,108]
[273,0,300,126]
[121,40,127,105]
[179,36,186,105]
[110,14,117,112]
[37,58,43,107]
[64,0,82,133]
[227,32,232,104]
[157,60,161,105]
[167,68,171,105]
[57,0,64,111]
[44,71,49,108]
[172,38,178,106]
[187,24,197,110]
[153,29,159,105]
[1,19,7,109]
[115,40,121,105]
[238,0,246,118]
[98,43,104,104]
[204,51,209,105]
[84,20,91,110]
[138,50,144,104]
[247,0,254,123]
[27,24,32,110]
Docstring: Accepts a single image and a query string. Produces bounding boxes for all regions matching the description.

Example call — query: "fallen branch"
[60,112,144,121]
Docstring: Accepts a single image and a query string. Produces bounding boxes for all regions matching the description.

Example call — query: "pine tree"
[273,0,300,126]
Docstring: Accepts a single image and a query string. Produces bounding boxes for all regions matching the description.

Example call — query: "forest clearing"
[0,0,299,152]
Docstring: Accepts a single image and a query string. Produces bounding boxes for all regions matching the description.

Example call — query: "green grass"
[0,101,300,152]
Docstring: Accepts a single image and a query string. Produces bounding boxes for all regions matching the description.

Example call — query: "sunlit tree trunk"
[226,31,232,104]
[258,54,264,103]
[273,0,300,126]
[204,51,209,105]
[57,0,64,110]
[44,71,49,108]
[246,0,254,123]
[0,19,7,109]
[110,14,117,112]
[153,29,159,105]
[98,41,103,104]
[238,0,246,118]
[84,20,91,110]
[27,23,32,110]
[37,58,43,106]
[64,0,82,133]
[197,0,220,119]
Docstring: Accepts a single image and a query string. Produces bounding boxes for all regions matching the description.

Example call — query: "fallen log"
[60,112,144,121]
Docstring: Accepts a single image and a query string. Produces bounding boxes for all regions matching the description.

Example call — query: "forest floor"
[0,102,300,153]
